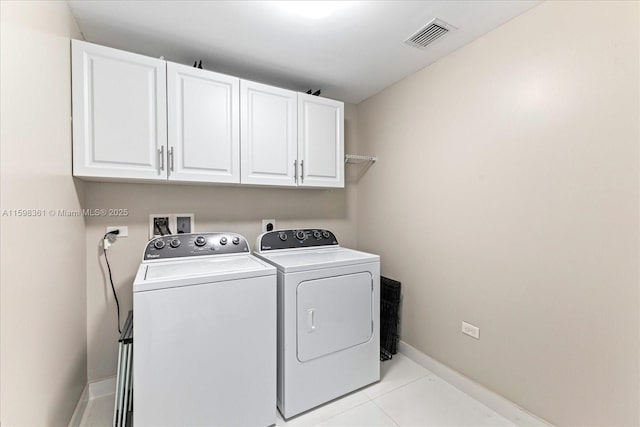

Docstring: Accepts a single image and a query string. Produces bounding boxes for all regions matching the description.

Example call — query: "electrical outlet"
[106,226,128,237]
[462,321,480,339]
[262,219,275,232]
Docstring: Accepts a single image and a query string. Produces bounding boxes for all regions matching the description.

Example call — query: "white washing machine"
[133,232,277,426]
[254,229,380,419]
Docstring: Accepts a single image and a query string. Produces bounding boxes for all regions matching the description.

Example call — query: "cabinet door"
[72,40,167,180]
[297,93,344,188]
[167,63,240,183]
[240,81,297,186]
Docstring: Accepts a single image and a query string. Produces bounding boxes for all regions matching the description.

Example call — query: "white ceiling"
[67,1,541,104]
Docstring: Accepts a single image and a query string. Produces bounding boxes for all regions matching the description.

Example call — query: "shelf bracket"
[345,154,377,165]
[344,154,377,182]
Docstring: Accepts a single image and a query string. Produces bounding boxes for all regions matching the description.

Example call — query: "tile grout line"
[308,362,431,427]
[398,342,550,426]
[365,370,431,401]
[369,399,401,427]
[309,398,374,427]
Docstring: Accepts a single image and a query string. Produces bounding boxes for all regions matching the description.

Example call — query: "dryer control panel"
[143,232,249,261]
[257,229,338,252]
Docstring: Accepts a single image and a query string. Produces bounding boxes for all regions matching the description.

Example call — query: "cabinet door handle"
[158,146,165,172]
[169,147,174,172]
[294,160,298,183]
[300,160,304,184]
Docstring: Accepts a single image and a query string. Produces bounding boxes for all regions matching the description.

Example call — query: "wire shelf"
[345,154,377,165]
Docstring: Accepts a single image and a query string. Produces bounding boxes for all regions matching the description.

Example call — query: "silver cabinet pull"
[300,160,304,183]
[294,160,298,183]
[169,147,175,172]
[158,146,165,172]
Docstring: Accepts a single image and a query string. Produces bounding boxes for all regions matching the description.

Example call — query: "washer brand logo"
[262,246,272,250]
[146,254,160,258]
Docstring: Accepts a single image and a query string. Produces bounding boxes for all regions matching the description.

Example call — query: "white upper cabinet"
[72,40,167,180]
[167,62,240,183]
[72,41,345,188]
[297,93,344,188]
[240,80,298,186]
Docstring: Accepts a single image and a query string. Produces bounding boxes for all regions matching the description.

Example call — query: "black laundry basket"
[380,276,401,361]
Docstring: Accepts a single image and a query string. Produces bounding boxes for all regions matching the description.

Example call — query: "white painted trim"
[68,383,89,427]
[398,340,552,426]
[68,376,117,427]
[89,376,117,399]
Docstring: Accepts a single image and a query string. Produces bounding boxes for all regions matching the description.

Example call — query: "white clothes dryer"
[254,229,380,419]
[133,232,276,426]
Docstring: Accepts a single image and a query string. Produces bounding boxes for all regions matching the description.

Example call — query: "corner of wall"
[0,1,88,425]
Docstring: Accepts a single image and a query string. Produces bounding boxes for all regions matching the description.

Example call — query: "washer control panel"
[143,232,249,260]
[257,229,338,252]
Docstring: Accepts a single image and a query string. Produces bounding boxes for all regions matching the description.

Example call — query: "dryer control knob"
[194,236,207,247]
[322,230,330,239]
[170,238,181,248]
[279,232,288,241]
[220,236,228,245]
[295,230,305,240]
[232,236,240,245]
[154,239,165,249]
[313,230,321,239]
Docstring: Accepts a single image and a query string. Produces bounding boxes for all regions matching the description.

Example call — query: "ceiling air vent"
[405,18,456,49]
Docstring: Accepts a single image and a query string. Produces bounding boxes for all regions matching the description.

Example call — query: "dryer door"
[297,272,373,362]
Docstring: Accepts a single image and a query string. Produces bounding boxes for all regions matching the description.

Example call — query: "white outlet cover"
[462,321,480,339]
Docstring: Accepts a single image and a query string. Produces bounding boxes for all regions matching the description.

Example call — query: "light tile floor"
[80,353,514,426]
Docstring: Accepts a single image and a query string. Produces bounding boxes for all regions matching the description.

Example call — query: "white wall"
[356,1,639,425]
[83,105,359,381]
[0,1,86,425]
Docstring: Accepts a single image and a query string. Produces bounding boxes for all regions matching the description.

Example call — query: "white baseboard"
[68,376,116,427]
[398,341,551,426]
[68,383,89,427]
[71,350,550,426]
[89,376,116,398]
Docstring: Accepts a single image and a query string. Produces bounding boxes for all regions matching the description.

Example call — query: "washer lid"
[133,254,275,292]
[255,247,379,273]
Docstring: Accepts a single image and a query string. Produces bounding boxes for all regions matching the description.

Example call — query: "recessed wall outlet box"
[150,215,171,238]
[106,226,128,237]
[462,321,480,339]
[150,214,195,238]
[176,214,194,234]
[262,219,276,232]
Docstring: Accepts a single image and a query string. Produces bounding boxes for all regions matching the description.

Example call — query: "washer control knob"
[232,236,240,245]
[313,230,321,239]
[322,230,330,239]
[220,236,228,245]
[154,239,165,249]
[295,230,305,240]
[170,238,181,248]
[279,232,288,241]
[194,236,207,247]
